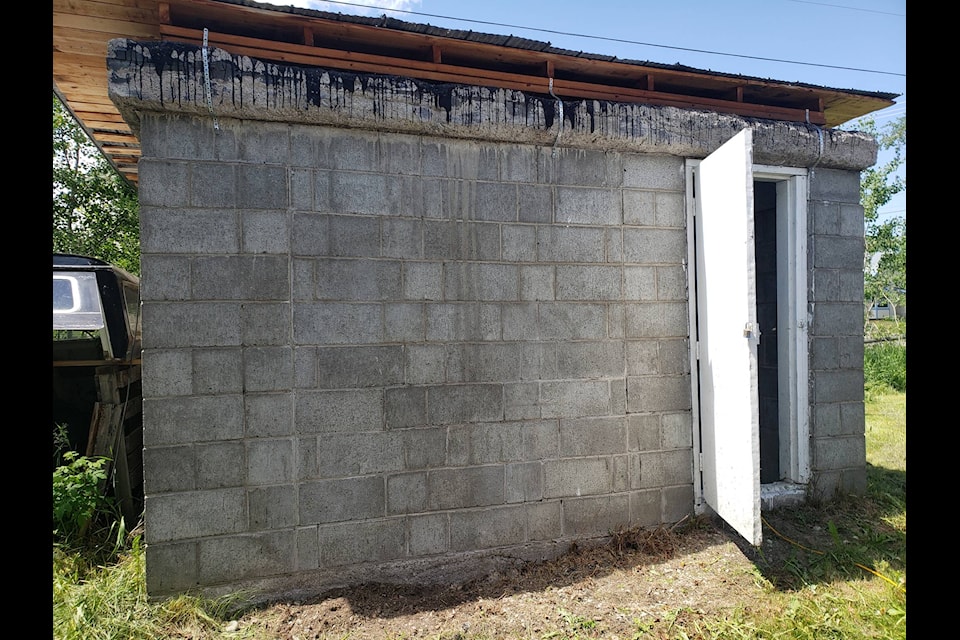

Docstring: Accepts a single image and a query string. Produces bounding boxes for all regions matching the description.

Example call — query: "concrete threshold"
[761,481,807,511]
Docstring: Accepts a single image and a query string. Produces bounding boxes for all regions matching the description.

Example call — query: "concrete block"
[606,227,624,263]
[427,384,503,424]
[246,438,295,485]
[838,269,864,303]
[385,386,428,429]
[142,349,192,397]
[661,484,695,523]
[145,541,199,595]
[300,476,385,524]
[540,303,607,340]
[626,375,692,412]
[839,202,865,237]
[293,303,383,344]
[296,526,319,571]
[424,220,501,261]
[506,462,542,502]
[556,341,625,378]
[426,466,504,510]
[813,270,840,302]
[186,347,244,395]
[626,340,658,376]
[811,337,839,370]
[244,346,294,392]
[316,432,403,477]
[655,192,685,227]
[656,266,687,300]
[422,139,499,180]
[545,148,621,187]
[295,388,384,433]
[142,395,244,446]
[544,457,612,497]
[140,255,191,301]
[139,113,217,160]
[426,303,501,342]
[237,121,290,164]
[191,256,290,301]
[629,489,661,526]
[140,208,239,254]
[448,422,524,465]
[238,164,288,209]
[561,494,631,536]
[502,224,537,262]
[143,445,195,493]
[242,210,291,254]
[814,370,864,403]
[622,228,686,264]
[813,403,841,438]
[317,128,379,172]
[555,187,621,225]
[661,413,693,449]
[198,531,296,583]
[401,427,447,469]
[527,501,562,541]
[248,485,298,530]
[473,181,518,221]
[518,184,553,223]
[196,441,245,489]
[144,489,246,543]
[621,154,683,190]
[382,218,423,259]
[328,215,381,257]
[629,414,660,452]
[500,145,538,184]
[659,339,690,374]
[624,302,689,338]
[290,167,314,211]
[811,302,863,337]
[623,190,656,226]
[540,380,613,418]
[384,303,425,342]
[291,213,329,256]
[811,201,840,235]
[445,343,522,383]
[840,402,865,437]
[808,168,861,203]
[294,347,317,388]
[520,266,555,301]
[190,163,237,207]
[556,265,622,300]
[502,303,540,341]
[386,472,427,515]
[315,346,404,388]
[536,226,605,263]
[560,417,628,456]
[405,345,445,385]
[241,302,291,346]
[503,382,541,421]
[444,263,519,301]
[408,513,449,556]
[379,134,421,175]
[838,336,864,370]
[520,342,558,381]
[403,262,444,301]
[520,420,560,460]
[329,172,391,215]
[813,236,864,270]
[450,506,526,550]
[138,160,189,207]
[624,266,656,301]
[813,434,865,471]
[244,392,295,437]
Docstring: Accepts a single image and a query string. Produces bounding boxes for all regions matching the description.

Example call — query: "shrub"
[53,451,115,544]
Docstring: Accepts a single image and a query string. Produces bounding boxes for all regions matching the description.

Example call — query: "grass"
[53,354,906,639]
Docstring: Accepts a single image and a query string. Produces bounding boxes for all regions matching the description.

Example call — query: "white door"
[694,128,762,546]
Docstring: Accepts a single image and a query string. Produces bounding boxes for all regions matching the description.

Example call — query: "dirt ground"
[235,514,807,639]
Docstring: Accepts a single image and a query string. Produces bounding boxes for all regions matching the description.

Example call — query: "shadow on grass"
[727,463,905,592]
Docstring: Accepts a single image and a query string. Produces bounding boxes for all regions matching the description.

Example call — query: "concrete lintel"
[108,38,877,170]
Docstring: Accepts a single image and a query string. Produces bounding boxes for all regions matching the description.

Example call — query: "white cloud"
[257,0,422,17]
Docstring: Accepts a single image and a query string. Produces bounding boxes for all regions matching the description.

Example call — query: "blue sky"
[259,0,906,220]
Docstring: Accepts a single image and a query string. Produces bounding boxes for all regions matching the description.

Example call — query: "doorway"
[685,129,810,545]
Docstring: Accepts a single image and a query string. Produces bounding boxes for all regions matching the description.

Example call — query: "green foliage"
[53,451,114,544]
[864,341,906,394]
[858,115,906,321]
[53,92,140,275]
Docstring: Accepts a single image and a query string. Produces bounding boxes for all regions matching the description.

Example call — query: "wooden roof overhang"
[54,0,898,187]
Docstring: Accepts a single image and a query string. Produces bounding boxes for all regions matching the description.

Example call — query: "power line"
[311,0,905,78]
[784,0,905,17]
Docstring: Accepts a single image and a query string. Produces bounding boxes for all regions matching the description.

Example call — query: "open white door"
[694,128,762,545]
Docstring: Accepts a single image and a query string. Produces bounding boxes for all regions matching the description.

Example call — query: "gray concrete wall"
[108,38,872,601]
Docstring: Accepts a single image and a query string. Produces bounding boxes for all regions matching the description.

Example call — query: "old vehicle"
[53,253,143,525]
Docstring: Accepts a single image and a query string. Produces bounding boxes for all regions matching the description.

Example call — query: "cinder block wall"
[137,115,694,598]
[808,168,867,496]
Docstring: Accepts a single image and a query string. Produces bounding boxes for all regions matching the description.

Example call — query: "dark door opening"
[754,181,779,484]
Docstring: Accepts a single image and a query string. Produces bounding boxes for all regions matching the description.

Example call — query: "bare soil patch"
[237,515,802,639]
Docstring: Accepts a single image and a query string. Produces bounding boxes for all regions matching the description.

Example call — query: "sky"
[257,0,906,221]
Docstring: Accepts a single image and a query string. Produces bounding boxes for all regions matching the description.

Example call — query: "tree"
[858,115,906,325]
[53,93,140,275]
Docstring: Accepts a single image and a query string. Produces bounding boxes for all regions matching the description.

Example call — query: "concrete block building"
[53,0,896,601]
